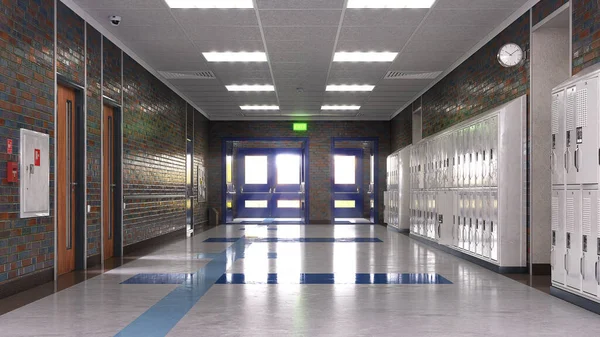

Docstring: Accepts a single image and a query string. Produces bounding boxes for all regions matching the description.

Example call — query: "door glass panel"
[245,156,268,184]
[245,200,268,208]
[335,200,356,208]
[278,200,301,208]
[335,155,356,184]
[276,154,300,184]
[226,155,232,183]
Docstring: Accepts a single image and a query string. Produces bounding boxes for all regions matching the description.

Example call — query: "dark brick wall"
[532,0,569,26]
[422,13,530,137]
[0,0,55,283]
[390,105,413,152]
[208,122,390,223]
[193,108,209,229]
[573,0,600,74]
[122,54,187,245]
[86,25,101,257]
[57,1,84,85]
[103,37,121,102]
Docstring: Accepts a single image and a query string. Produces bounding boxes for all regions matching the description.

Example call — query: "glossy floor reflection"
[0,224,599,337]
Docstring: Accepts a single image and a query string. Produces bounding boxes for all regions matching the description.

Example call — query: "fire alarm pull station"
[20,129,50,218]
[7,162,18,183]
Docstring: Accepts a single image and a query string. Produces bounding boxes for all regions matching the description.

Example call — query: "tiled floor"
[0,224,598,336]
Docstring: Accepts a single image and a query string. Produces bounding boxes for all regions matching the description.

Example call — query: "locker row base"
[551,286,600,315]
[406,233,528,274]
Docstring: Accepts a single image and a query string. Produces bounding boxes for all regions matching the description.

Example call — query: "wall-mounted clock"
[497,43,524,68]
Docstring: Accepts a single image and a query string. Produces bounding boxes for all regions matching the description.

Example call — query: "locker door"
[551,189,566,285]
[437,191,453,244]
[453,131,460,188]
[566,189,582,290]
[428,192,436,239]
[489,118,499,187]
[475,192,484,256]
[410,191,416,233]
[490,190,499,261]
[481,120,490,187]
[565,86,577,184]
[482,191,492,259]
[469,192,477,253]
[582,190,598,296]
[552,91,566,186]
[473,124,482,187]
[575,78,599,185]
[458,192,465,249]
[461,129,468,188]
[452,191,459,247]
[418,144,425,189]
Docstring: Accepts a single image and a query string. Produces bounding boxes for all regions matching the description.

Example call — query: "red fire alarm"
[7,162,18,183]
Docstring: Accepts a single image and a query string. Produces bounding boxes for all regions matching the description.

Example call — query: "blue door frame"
[331,138,379,224]
[222,137,309,224]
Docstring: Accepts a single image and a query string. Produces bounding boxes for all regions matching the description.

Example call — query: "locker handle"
[564,150,569,173]
[580,256,584,279]
[574,147,580,173]
[565,253,568,275]
[596,260,599,285]
[550,248,554,270]
[438,223,441,238]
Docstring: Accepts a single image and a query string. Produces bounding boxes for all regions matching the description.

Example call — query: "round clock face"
[497,43,523,67]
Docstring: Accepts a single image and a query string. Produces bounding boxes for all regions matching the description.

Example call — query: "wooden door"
[103,105,115,260]
[57,84,76,275]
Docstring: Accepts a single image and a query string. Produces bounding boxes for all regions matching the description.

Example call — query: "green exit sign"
[293,123,307,131]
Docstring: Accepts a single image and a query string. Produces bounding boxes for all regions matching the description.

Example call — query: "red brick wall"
[573,0,600,74]
[208,121,390,223]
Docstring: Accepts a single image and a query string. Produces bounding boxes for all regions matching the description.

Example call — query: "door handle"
[574,147,580,172]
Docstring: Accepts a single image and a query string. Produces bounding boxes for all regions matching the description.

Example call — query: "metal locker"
[429,192,437,239]
[469,192,477,253]
[410,191,417,233]
[574,78,599,185]
[582,190,598,296]
[453,131,460,188]
[482,191,492,259]
[452,191,460,247]
[482,119,492,187]
[551,91,566,186]
[472,124,482,187]
[458,192,466,249]
[466,127,474,187]
[437,191,454,245]
[490,190,499,261]
[460,129,468,188]
[489,117,499,187]
[551,189,566,285]
[475,192,484,256]
[565,86,577,184]
[566,189,582,290]
[419,192,426,236]
[418,144,426,189]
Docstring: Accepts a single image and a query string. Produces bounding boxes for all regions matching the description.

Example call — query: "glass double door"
[236,148,305,220]
[333,148,364,219]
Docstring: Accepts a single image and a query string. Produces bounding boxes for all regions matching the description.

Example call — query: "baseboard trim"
[551,286,600,315]
[531,263,551,275]
[86,254,102,269]
[0,268,54,300]
[387,226,410,233]
[309,220,331,224]
[123,228,186,256]
[406,233,528,274]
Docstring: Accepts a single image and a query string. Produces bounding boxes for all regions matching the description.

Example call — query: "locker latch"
[552,230,556,246]
[583,235,588,253]
[567,233,571,249]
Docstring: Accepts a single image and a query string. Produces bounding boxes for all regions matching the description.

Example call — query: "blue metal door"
[333,148,364,218]
[271,149,303,219]
[236,149,274,218]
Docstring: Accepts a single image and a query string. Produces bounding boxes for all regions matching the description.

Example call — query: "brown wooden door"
[103,105,115,260]
[57,84,76,275]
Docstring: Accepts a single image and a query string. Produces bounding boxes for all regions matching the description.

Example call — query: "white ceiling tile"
[192,40,265,52]
[83,8,176,26]
[73,0,167,9]
[172,9,258,26]
[185,26,263,41]
[403,39,479,52]
[411,25,490,41]
[259,10,341,27]
[263,26,338,41]
[425,9,514,27]
[153,61,210,72]
[342,8,428,26]
[128,39,199,55]
[142,52,205,65]
[392,51,463,71]
[256,0,346,9]
[111,24,186,41]
[269,50,331,63]
[433,0,526,9]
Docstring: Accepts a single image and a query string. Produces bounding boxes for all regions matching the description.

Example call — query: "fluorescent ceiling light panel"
[334,52,398,62]
[226,85,275,92]
[240,105,279,110]
[166,0,254,8]
[347,0,436,8]
[326,85,375,92]
[203,52,267,62]
[322,105,361,110]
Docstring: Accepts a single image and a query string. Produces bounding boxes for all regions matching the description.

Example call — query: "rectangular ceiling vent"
[384,71,442,80]
[158,70,216,80]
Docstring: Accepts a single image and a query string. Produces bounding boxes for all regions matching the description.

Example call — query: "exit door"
[103,104,116,260]
[333,148,364,219]
[236,148,304,219]
[57,84,77,275]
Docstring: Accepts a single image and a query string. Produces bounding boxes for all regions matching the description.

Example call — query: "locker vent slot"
[583,197,592,236]
[576,88,588,128]
[566,88,576,131]
[552,196,559,230]
[566,197,575,233]
[551,94,559,134]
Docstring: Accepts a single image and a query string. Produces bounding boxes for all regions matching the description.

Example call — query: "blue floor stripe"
[216,273,452,284]
[204,237,382,243]
[115,238,246,337]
